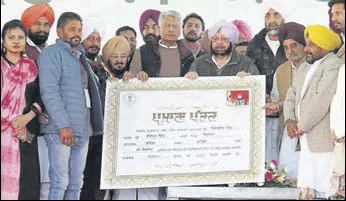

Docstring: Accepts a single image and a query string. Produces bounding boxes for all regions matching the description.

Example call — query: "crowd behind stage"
[1,0,345,200]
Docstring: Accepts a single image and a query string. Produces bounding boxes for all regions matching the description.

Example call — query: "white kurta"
[330,64,345,194]
[330,65,345,140]
[297,54,334,195]
[278,126,300,180]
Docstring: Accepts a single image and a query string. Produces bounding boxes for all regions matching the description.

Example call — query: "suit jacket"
[284,53,344,152]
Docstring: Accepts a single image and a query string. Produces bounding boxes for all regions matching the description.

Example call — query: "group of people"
[1,0,345,200]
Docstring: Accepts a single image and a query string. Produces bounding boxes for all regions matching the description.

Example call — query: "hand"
[263,103,279,115]
[331,131,345,143]
[15,127,28,143]
[184,72,198,80]
[297,188,313,200]
[236,71,251,77]
[295,129,305,136]
[39,112,49,125]
[60,127,74,146]
[287,120,298,139]
[136,71,149,81]
[12,111,35,131]
[266,95,271,104]
[122,71,134,83]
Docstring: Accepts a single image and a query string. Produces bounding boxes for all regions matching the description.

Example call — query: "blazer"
[284,53,344,152]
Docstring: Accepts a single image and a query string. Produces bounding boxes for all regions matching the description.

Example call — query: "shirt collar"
[291,62,297,71]
[27,37,47,52]
[159,40,178,49]
[341,32,345,43]
[212,53,232,68]
[56,39,84,58]
[309,52,332,68]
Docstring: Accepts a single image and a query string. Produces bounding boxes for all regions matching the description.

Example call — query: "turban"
[21,3,55,30]
[139,9,161,34]
[304,25,342,51]
[102,36,131,63]
[262,0,290,20]
[82,15,106,42]
[208,20,239,46]
[279,22,306,46]
[231,20,253,42]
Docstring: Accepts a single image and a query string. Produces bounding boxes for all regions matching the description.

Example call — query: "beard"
[289,53,304,64]
[333,21,345,33]
[28,29,49,46]
[211,42,233,56]
[266,23,280,35]
[143,34,158,44]
[184,31,201,42]
[110,61,127,71]
[85,46,100,60]
[68,36,81,48]
[108,60,127,75]
[306,52,323,64]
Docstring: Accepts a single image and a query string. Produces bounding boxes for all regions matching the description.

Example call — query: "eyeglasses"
[109,55,128,60]
[211,36,229,43]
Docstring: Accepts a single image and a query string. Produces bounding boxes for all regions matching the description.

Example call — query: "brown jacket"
[276,59,305,150]
[276,61,292,101]
[284,53,344,152]
[275,61,292,150]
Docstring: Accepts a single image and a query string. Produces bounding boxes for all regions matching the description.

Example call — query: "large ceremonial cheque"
[100,76,266,189]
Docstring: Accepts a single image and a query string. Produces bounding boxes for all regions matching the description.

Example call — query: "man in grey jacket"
[38,12,103,200]
[185,20,259,79]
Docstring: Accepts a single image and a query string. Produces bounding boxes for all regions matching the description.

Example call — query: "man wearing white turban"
[247,0,287,95]
[80,15,108,200]
[81,15,105,61]
[185,20,259,79]
[246,0,288,163]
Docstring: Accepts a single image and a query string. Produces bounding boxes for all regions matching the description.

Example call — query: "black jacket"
[23,44,46,136]
[246,28,287,94]
[189,51,260,76]
[23,76,43,136]
[140,40,205,77]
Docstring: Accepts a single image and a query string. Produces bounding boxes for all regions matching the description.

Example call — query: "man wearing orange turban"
[21,3,54,50]
[21,3,54,30]
[20,3,55,201]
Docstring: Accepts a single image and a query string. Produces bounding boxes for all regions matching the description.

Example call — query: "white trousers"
[278,126,300,180]
[265,117,279,162]
[38,136,51,200]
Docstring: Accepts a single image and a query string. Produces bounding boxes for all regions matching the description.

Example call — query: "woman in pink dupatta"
[1,20,38,200]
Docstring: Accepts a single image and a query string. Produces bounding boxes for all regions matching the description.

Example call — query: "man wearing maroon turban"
[130,9,161,80]
[264,22,306,182]
[139,9,161,44]
[20,3,55,200]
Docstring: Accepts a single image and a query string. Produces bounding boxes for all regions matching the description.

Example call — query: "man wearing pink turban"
[231,20,253,42]
[232,20,253,55]
[185,20,259,79]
